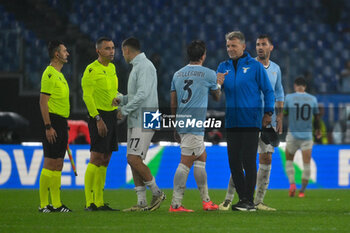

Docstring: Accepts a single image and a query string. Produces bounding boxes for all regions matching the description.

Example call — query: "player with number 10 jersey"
[284,89,319,140]
[284,77,320,198]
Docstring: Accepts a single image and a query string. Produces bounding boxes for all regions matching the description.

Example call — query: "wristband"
[45,124,52,130]
[95,115,101,121]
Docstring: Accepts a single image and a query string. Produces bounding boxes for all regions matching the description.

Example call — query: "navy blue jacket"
[217,52,275,129]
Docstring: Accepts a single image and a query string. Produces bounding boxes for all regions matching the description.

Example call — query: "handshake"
[112,93,124,119]
[112,92,124,107]
[112,98,121,107]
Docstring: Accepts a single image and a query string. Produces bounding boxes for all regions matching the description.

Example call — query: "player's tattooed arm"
[313,113,322,139]
[170,91,180,142]
[276,101,284,134]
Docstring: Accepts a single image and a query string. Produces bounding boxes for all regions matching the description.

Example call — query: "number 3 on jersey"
[182,79,193,104]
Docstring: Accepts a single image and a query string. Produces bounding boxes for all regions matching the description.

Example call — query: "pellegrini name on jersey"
[175,70,205,78]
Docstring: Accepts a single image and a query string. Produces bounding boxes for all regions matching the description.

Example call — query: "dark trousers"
[226,127,259,203]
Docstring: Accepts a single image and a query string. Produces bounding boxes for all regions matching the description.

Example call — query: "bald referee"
[82,37,119,211]
[39,40,72,213]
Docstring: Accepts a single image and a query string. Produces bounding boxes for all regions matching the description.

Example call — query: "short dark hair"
[294,76,307,87]
[257,34,273,45]
[122,37,141,51]
[187,40,206,62]
[96,37,113,48]
[48,40,64,59]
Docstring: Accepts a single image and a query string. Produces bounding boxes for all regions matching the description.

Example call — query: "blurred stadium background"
[0,0,350,143]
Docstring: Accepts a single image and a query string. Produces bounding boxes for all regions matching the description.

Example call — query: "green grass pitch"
[0,189,349,233]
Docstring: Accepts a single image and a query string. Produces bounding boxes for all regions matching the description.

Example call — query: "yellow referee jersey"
[81,60,118,117]
[40,65,70,118]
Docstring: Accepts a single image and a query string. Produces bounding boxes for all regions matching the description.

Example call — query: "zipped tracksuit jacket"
[217,52,275,129]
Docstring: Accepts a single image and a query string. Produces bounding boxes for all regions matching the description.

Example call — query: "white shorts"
[127,128,154,160]
[258,136,275,154]
[286,133,313,155]
[180,133,205,156]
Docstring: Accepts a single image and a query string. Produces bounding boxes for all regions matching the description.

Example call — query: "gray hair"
[225,31,245,44]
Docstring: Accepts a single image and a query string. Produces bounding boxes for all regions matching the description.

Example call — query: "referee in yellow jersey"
[39,40,72,213]
[81,37,119,211]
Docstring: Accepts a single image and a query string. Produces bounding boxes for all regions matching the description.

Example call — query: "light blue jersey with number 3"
[171,65,218,135]
[284,92,319,140]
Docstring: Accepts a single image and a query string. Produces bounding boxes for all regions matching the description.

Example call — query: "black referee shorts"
[42,113,68,159]
[88,109,118,154]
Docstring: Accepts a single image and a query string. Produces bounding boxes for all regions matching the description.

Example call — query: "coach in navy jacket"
[217,31,274,211]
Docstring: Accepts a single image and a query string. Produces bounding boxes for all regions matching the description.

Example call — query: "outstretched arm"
[211,71,227,101]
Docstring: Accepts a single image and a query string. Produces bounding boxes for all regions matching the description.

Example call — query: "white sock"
[135,186,147,207]
[286,160,295,184]
[193,161,210,202]
[144,176,161,196]
[225,176,235,202]
[171,163,190,208]
[302,163,311,181]
[301,163,311,192]
[254,164,271,204]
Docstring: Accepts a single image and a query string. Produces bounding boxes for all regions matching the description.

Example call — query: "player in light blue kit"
[284,77,320,198]
[169,40,227,212]
[219,34,284,211]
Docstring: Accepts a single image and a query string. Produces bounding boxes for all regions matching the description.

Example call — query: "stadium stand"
[1,0,350,95]
[48,0,350,95]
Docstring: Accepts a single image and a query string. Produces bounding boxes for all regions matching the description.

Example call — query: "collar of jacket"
[230,51,250,69]
[231,51,249,63]
[131,52,146,65]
